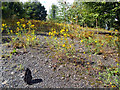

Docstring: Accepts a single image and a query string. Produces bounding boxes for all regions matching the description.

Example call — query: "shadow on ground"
[28,79,43,85]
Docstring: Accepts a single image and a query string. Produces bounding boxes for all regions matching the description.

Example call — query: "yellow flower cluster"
[31,25,35,28]
[81,40,83,43]
[1,28,3,31]
[17,21,20,25]
[2,24,6,27]
[22,24,26,28]
[95,41,97,43]
[60,28,69,37]
[17,27,20,31]
[62,44,65,47]
[27,21,31,25]
[48,28,58,36]
[60,29,65,33]
[20,18,25,22]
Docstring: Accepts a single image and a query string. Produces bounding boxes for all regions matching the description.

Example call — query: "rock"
[12,65,17,69]
[11,72,14,75]
[2,80,8,85]
[66,73,70,78]
[61,77,65,80]
[48,64,52,68]
[57,65,64,71]
[19,73,24,78]
[45,59,48,63]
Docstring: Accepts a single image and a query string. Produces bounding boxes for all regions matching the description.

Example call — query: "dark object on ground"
[24,68,43,85]
[30,79,43,85]
[24,68,32,85]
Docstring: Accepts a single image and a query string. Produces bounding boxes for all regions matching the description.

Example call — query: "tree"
[57,0,71,23]
[2,2,25,19]
[23,2,47,20]
[84,2,120,30]
[48,4,58,20]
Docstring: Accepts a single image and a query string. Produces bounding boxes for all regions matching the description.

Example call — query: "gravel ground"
[1,35,119,88]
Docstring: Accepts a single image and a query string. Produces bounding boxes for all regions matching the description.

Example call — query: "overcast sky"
[20,0,74,14]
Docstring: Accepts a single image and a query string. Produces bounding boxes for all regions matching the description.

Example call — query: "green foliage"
[2,2,25,19]
[23,2,47,20]
[48,1,120,31]
[56,0,71,23]
[83,2,120,30]
[2,2,47,21]
[48,4,58,20]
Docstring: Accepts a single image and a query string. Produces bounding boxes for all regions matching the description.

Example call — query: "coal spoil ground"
[0,35,118,88]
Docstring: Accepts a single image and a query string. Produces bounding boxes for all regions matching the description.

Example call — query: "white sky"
[20,0,74,14]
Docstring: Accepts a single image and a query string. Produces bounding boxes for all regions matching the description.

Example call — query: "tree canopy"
[23,2,47,20]
[2,1,47,20]
[48,1,120,31]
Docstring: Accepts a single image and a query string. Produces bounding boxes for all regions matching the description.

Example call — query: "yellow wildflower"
[81,40,83,43]
[17,21,20,25]
[55,37,57,40]
[1,28,3,31]
[32,37,35,40]
[51,32,53,36]
[10,30,13,33]
[62,44,65,47]
[27,38,29,41]
[37,38,39,40]
[64,33,67,37]
[89,55,91,57]
[108,31,112,32]
[60,29,65,33]
[83,52,85,54]
[27,21,31,25]
[115,30,118,32]
[87,62,90,65]
[32,31,35,34]
[51,28,54,31]
[112,85,116,87]
[31,25,34,28]
[53,31,56,34]
[17,27,20,31]
[95,41,97,43]
[109,35,112,38]
[117,63,119,66]
[2,24,5,27]
[22,24,25,28]
[49,32,51,35]
[52,34,55,36]
[12,37,14,40]
[66,29,68,32]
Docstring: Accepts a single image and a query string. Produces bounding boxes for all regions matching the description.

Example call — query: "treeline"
[2,1,120,31]
[48,0,120,31]
[2,1,47,20]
